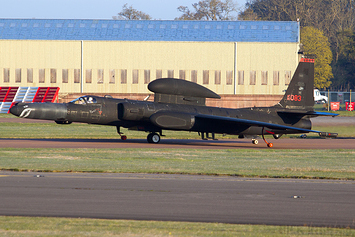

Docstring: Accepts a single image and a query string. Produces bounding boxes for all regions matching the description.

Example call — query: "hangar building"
[0,19,300,107]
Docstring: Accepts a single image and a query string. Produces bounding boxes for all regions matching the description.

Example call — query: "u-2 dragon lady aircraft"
[10,58,338,147]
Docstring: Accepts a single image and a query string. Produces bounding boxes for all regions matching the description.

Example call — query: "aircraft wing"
[149,111,337,138]
[194,114,337,137]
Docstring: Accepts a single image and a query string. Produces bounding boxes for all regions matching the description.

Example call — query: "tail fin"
[278,58,315,111]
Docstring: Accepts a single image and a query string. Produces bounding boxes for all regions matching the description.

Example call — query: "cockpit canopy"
[70,96,97,105]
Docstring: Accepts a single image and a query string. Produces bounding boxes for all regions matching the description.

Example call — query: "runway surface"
[0,171,354,228]
[0,137,354,149]
[1,116,354,228]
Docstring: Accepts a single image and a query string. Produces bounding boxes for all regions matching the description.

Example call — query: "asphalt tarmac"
[0,137,354,149]
[1,116,354,228]
[0,172,354,228]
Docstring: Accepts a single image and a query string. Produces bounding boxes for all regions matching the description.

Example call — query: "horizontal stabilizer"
[310,111,339,117]
[277,111,339,117]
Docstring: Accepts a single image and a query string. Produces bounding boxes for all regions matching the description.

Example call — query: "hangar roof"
[0,19,299,42]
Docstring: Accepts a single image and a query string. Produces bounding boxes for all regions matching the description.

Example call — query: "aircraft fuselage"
[11,95,311,137]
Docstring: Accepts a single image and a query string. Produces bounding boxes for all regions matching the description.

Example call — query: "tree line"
[115,0,355,90]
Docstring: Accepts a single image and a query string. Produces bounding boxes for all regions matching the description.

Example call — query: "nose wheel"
[116,126,127,141]
[147,133,161,144]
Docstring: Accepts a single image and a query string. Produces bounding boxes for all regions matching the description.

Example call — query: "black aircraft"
[10,58,338,147]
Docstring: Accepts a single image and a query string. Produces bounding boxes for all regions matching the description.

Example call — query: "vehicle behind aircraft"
[314,89,328,103]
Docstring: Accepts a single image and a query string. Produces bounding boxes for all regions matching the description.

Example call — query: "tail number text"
[287,95,302,101]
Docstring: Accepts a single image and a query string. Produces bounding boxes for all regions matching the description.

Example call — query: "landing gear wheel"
[147,133,160,144]
[121,135,127,141]
[252,139,258,145]
[300,134,307,139]
[267,143,273,148]
[273,134,282,139]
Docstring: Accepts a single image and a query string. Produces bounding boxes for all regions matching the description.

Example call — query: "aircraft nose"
[9,103,24,117]
[10,102,68,121]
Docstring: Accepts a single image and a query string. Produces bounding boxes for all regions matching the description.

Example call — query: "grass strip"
[0,216,354,237]
[1,122,355,139]
[1,148,354,180]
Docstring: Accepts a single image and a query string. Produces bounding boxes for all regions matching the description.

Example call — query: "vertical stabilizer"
[278,58,315,110]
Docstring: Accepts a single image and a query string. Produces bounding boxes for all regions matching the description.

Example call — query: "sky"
[0,0,247,20]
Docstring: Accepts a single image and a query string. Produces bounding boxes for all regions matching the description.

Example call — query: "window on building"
[74,69,80,83]
[132,69,139,84]
[191,70,197,83]
[285,71,291,85]
[3,68,9,83]
[97,69,104,84]
[250,71,256,85]
[179,70,186,80]
[168,70,174,78]
[238,70,244,85]
[156,69,162,79]
[15,69,21,83]
[203,70,209,84]
[62,69,68,83]
[50,69,56,83]
[86,69,92,83]
[215,70,221,85]
[109,70,115,84]
[273,71,279,85]
[226,70,233,85]
[144,70,150,84]
[27,69,33,83]
[39,69,45,83]
[261,71,268,85]
[121,69,127,84]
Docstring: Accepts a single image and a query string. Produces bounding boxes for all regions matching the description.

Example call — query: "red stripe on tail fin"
[300,58,314,63]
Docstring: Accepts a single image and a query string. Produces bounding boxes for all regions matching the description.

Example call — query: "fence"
[319,90,355,111]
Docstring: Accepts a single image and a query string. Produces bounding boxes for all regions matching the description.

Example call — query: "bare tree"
[239,0,355,89]
[176,0,238,20]
[240,0,355,61]
[113,4,152,20]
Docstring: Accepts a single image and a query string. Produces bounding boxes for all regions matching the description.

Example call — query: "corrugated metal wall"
[0,40,299,95]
